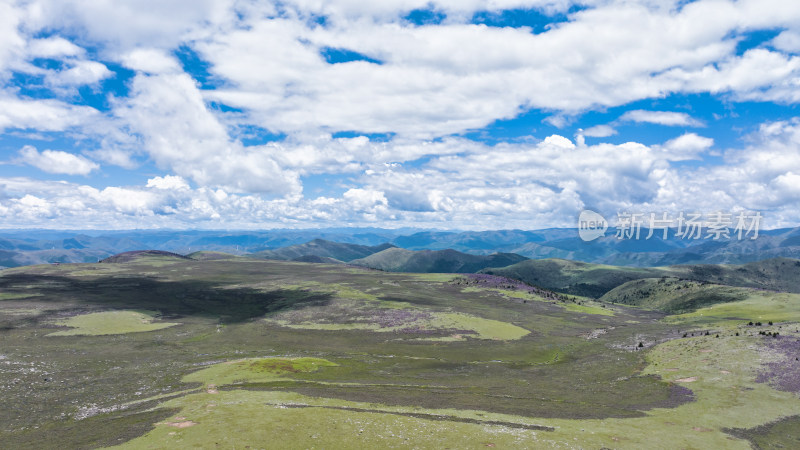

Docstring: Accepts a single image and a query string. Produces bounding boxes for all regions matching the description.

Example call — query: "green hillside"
[186,251,242,261]
[481,258,665,298]
[350,248,527,272]
[250,239,394,262]
[291,254,345,264]
[600,278,752,313]
[484,257,800,298]
[672,257,800,292]
[100,250,190,263]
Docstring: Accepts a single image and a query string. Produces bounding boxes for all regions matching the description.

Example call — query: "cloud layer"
[0,0,799,229]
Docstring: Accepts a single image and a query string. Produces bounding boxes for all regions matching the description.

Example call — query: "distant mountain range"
[1,226,799,269]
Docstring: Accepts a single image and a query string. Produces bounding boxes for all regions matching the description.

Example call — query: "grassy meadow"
[1,255,798,448]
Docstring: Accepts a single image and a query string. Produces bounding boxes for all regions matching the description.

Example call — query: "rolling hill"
[480,258,666,298]
[100,250,191,263]
[350,248,528,272]
[291,255,345,264]
[671,257,800,292]
[599,277,752,313]
[186,251,242,261]
[249,239,395,262]
[482,257,800,298]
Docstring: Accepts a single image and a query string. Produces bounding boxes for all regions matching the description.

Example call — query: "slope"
[483,257,800,298]
[249,239,394,262]
[350,248,527,272]
[599,277,752,313]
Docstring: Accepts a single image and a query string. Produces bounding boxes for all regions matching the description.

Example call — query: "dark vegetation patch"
[0,273,332,323]
[724,415,800,449]
[280,404,555,431]
[0,405,181,450]
[252,368,694,420]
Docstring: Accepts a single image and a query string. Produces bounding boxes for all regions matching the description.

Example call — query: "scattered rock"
[165,420,197,428]
[675,377,697,383]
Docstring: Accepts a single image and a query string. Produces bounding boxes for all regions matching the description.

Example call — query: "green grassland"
[666,290,800,328]
[47,310,180,336]
[460,284,614,316]
[182,357,339,386]
[269,310,530,341]
[0,292,43,301]
[113,328,800,449]
[1,254,798,448]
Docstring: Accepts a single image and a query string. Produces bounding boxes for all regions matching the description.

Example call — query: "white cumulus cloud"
[661,133,714,160]
[115,71,301,195]
[582,125,617,138]
[17,146,99,175]
[619,110,704,127]
[0,96,99,132]
[147,175,190,190]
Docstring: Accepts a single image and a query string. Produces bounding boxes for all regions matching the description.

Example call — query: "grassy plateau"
[1,254,799,448]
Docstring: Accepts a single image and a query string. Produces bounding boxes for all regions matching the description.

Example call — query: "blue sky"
[1,0,799,230]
